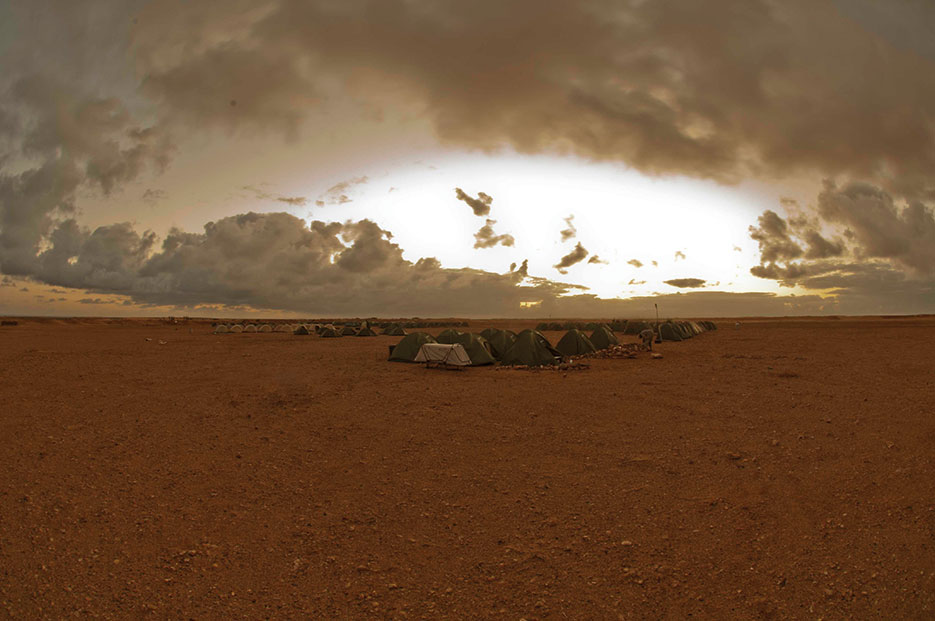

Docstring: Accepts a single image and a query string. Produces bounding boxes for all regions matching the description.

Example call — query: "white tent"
[414,343,472,366]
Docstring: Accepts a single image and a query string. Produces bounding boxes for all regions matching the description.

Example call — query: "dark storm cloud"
[122,0,935,198]
[454,188,493,217]
[816,181,935,273]
[9,211,586,316]
[750,183,935,312]
[559,216,576,242]
[554,242,588,273]
[752,183,935,277]
[664,278,707,289]
[587,255,607,265]
[473,219,515,249]
[0,76,170,277]
[749,210,804,264]
[627,259,643,268]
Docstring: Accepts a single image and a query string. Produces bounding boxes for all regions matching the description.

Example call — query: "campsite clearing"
[1,316,934,618]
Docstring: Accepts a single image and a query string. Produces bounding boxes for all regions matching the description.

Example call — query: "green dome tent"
[556,329,597,357]
[436,328,462,344]
[589,325,619,350]
[243,324,257,333]
[499,329,562,366]
[389,332,436,362]
[454,333,496,366]
[659,323,682,341]
[357,326,378,336]
[485,329,517,359]
[340,325,357,336]
[480,327,498,340]
[383,324,407,336]
[229,324,244,333]
[294,325,311,335]
[258,324,272,333]
[214,324,229,334]
[320,327,342,338]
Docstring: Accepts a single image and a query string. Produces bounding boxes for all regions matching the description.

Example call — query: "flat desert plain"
[1,317,934,619]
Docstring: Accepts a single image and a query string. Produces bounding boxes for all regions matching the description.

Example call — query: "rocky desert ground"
[1,316,934,618]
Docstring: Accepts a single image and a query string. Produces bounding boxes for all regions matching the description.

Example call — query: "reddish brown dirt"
[1,317,934,618]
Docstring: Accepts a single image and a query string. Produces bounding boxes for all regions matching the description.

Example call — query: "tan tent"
[414,343,472,366]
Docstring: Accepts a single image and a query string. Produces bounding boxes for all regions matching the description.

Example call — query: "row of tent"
[389,325,622,367]
[390,320,717,367]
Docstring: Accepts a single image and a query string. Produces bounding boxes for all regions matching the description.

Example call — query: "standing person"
[639,328,654,351]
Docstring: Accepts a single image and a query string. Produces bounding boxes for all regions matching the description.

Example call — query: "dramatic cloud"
[749,210,805,264]
[5,0,935,316]
[4,211,587,316]
[123,0,935,198]
[473,219,515,249]
[816,181,935,273]
[587,255,607,265]
[559,216,576,242]
[674,251,686,261]
[554,242,588,273]
[664,278,707,289]
[627,259,643,268]
[0,76,170,276]
[749,182,935,313]
[455,188,493,217]
[752,182,935,277]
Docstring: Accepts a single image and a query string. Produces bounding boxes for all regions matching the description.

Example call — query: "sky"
[1,0,934,318]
